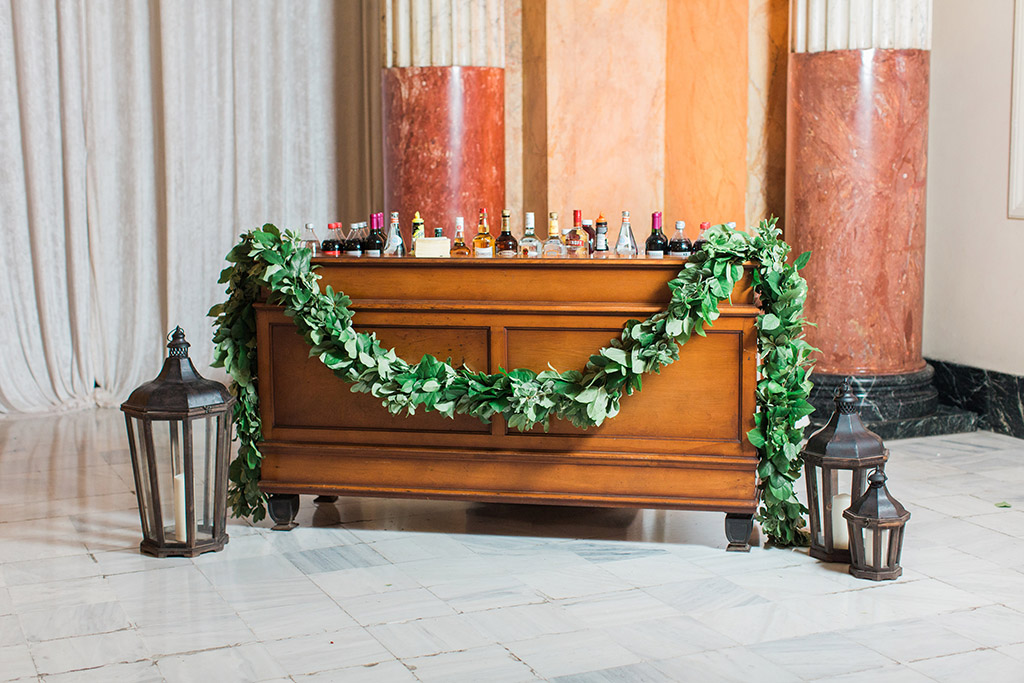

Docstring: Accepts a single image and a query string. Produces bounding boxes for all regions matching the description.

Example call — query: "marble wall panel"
[930,359,1024,439]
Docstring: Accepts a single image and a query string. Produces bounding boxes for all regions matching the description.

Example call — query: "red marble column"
[382,66,505,242]
[787,49,929,375]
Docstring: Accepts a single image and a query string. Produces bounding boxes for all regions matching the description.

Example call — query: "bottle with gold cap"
[542,212,567,258]
[472,208,495,257]
[496,210,519,257]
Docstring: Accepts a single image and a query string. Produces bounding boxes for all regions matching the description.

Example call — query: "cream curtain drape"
[0,0,382,415]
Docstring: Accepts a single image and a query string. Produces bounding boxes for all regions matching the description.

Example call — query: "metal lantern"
[802,378,888,562]
[121,327,234,557]
[844,468,910,580]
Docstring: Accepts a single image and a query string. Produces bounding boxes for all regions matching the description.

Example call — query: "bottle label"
[498,249,517,258]
[322,250,340,257]
[365,249,382,257]
[596,234,608,251]
[475,247,494,258]
[647,250,664,258]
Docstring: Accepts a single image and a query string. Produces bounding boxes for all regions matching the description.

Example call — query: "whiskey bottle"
[693,221,711,252]
[384,212,406,257]
[496,210,519,257]
[614,210,638,257]
[472,208,495,257]
[594,213,610,257]
[645,212,667,258]
[668,220,692,258]
[519,212,541,258]
[450,216,471,257]
[321,222,342,257]
[542,212,567,258]
[364,215,385,257]
[565,209,589,258]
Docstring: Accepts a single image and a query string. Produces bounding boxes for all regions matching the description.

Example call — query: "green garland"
[210,218,814,546]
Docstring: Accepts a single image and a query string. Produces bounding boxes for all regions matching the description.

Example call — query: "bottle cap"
[582,219,593,226]
[502,209,511,218]
[573,209,582,225]
[549,212,558,220]
[622,210,630,220]
[304,222,314,230]
[390,212,399,221]
[413,211,423,223]
[525,212,535,228]
[675,220,685,230]
[597,212,606,224]
[456,216,464,228]
[700,221,710,230]
[652,212,662,231]
[727,221,737,229]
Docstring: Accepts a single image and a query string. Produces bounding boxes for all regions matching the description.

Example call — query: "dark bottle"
[645,211,668,258]
[668,220,693,258]
[364,214,385,257]
[693,221,711,252]
[496,210,519,257]
[594,213,610,257]
[321,222,342,257]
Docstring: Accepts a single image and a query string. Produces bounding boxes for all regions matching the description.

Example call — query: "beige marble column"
[787,0,937,431]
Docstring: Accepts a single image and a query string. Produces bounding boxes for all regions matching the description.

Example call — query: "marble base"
[808,367,938,423]
[929,358,1024,439]
[808,405,978,441]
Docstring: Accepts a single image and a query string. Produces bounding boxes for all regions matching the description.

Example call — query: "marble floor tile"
[426,574,546,613]
[367,612,497,659]
[403,643,537,682]
[558,589,678,629]
[0,643,36,680]
[749,632,895,680]
[40,660,163,683]
[238,597,359,642]
[0,614,24,648]
[997,642,1024,661]
[368,533,476,564]
[842,618,985,663]
[156,642,287,683]
[135,613,256,656]
[29,629,148,675]
[550,662,677,683]
[0,516,91,563]
[600,615,739,660]
[464,602,583,643]
[294,659,418,682]
[936,604,1024,648]
[597,553,716,587]
[690,600,828,646]
[965,509,1024,536]
[310,564,420,600]
[907,648,1023,682]
[855,578,993,621]
[18,600,130,643]
[341,587,457,626]
[262,626,395,676]
[652,646,800,682]
[284,542,391,575]
[643,576,768,614]
[825,664,937,683]
[915,493,1014,518]
[506,630,641,679]
[8,575,118,613]
[518,563,633,600]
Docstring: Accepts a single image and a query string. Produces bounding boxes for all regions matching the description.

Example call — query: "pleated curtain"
[0,0,382,415]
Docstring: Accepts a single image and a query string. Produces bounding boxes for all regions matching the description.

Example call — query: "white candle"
[173,473,188,542]
[831,493,851,550]
[864,529,890,567]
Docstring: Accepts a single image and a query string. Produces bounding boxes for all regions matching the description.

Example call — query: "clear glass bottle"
[693,221,711,252]
[384,211,406,257]
[496,210,518,257]
[645,212,668,258]
[542,212,567,258]
[565,209,589,258]
[472,208,495,257]
[450,216,471,257]
[301,222,321,257]
[519,212,541,258]
[593,213,610,257]
[668,220,692,258]
[614,210,638,257]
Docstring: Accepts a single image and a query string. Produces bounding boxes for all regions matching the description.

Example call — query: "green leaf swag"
[210,219,815,546]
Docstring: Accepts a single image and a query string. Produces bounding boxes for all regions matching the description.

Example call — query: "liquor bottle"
[582,219,596,254]
[411,211,425,255]
[519,212,541,257]
[343,223,363,257]
[693,221,711,252]
[645,212,668,258]
[321,222,342,257]
[364,215,385,257]
[565,209,588,258]
[668,220,692,258]
[542,212,567,258]
[594,213,610,257]
[496,210,519,257]
[472,208,495,257]
[450,216,471,257]
[384,212,406,256]
[614,210,638,257]
[302,222,321,257]
[433,227,444,237]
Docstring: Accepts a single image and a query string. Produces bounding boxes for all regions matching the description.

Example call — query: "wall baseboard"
[927,358,1024,439]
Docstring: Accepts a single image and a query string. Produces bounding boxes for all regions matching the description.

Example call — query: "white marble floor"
[1,409,1023,682]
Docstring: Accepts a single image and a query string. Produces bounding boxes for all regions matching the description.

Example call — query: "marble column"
[786,0,938,427]
[382,0,505,243]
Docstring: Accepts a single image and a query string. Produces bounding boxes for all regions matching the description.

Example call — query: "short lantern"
[844,468,910,580]
[802,378,888,562]
[121,327,234,557]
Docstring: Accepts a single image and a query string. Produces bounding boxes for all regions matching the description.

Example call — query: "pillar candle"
[173,473,188,542]
[831,493,851,550]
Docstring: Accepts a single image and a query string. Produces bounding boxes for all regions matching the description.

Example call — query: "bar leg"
[725,513,754,552]
[313,495,339,504]
[267,494,300,531]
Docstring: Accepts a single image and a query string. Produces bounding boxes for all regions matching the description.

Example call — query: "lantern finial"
[167,326,191,358]
[836,377,859,414]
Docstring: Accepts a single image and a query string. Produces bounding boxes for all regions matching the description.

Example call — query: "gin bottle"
[542,212,567,258]
[614,210,638,257]
[384,212,406,257]
[519,212,541,257]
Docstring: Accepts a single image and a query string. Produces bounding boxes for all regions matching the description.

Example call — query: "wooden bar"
[255,257,760,546]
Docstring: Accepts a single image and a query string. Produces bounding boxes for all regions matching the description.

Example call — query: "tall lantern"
[802,378,888,562]
[844,468,911,580]
[121,327,234,557]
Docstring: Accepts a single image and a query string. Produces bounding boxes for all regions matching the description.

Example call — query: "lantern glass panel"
[128,416,154,539]
[148,419,188,542]
[862,527,892,568]
[190,415,219,537]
